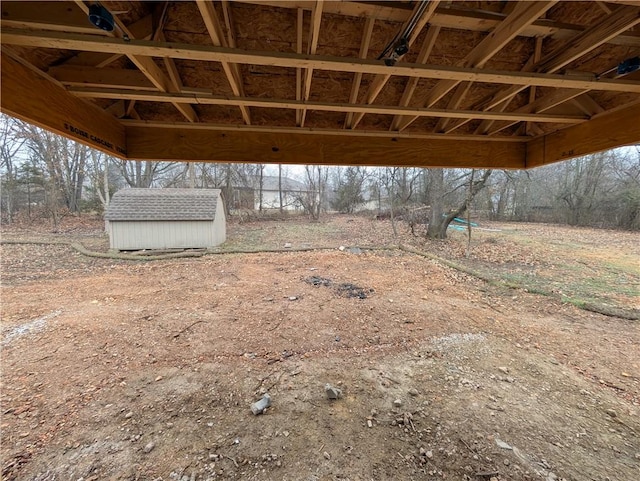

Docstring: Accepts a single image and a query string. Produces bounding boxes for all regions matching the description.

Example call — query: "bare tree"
[299,165,328,220]
[427,169,493,239]
[0,115,27,222]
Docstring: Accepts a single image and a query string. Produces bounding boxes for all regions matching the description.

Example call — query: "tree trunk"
[428,169,493,239]
[427,168,445,238]
[278,164,283,213]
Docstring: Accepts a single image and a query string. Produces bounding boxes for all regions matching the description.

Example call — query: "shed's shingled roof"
[105,188,220,221]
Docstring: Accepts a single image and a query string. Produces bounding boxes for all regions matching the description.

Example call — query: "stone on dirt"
[143,441,155,454]
[325,383,343,399]
[605,408,617,418]
[495,439,513,450]
[393,399,403,407]
[251,393,272,415]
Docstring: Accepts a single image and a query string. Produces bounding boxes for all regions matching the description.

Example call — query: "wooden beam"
[395,1,557,131]
[349,0,440,129]
[196,0,251,124]
[69,87,586,124]
[487,88,589,135]
[526,101,640,168]
[121,119,527,142]
[296,8,304,126]
[432,81,473,133]
[63,14,154,68]
[389,26,441,131]
[0,1,110,35]
[73,1,197,123]
[525,37,544,135]
[535,5,640,73]
[571,94,605,116]
[47,66,158,90]
[448,6,640,135]
[0,53,126,157]
[126,125,527,168]
[155,31,199,123]
[233,1,640,47]
[105,100,126,118]
[344,17,375,129]
[4,29,640,93]
[299,0,324,127]
[472,40,543,135]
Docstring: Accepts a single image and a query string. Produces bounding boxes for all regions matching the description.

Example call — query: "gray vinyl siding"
[109,221,217,250]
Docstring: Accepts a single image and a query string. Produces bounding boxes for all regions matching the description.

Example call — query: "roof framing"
[1,1,639,169]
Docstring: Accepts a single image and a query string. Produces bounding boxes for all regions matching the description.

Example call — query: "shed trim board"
[1,1,639,169]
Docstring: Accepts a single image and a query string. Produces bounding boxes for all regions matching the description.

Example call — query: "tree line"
[1,114,639,235]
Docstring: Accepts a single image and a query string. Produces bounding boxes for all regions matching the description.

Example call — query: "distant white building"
[232,175,315,211]
[105,188,226,250]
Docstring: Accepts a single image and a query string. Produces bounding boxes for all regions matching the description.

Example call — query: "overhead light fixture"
[617,56,640,75]
[88,3,115,32]
[378,0,432,66]
[87,3,130,41]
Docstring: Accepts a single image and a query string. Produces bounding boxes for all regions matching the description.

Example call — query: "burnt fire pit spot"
[305,276,372,299]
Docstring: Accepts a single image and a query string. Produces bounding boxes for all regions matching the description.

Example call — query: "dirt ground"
[1,214,639,481]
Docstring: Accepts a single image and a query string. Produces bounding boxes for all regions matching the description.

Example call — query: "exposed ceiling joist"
[344,17,375,129]
[73,0,197,123]
[448,5,640,135]
[1,1,638,169]
[48,65,158,90]
[68,86,587,124]
[196,0,250,125]
[233,0,640,47]
[389,25,441,131]
[299,0,324,128]
[0,1,110,35]
[394,1,559,131]
[349,0,440,130]
[3,28,638,94]
[63,14,153,68]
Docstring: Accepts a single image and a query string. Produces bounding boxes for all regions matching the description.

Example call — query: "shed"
[104,188,226,251]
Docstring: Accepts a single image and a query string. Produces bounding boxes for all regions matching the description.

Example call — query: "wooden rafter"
[344,17,375,129]
[120,120,527,142]
[68,86,587,125]
[48,65,158,90]
[299,0,324,128]
[349,0,440,130]
[0,1,111,35]
[295,8,304,126]
[73,1,197,123]
[389,26,441,131]
[535,5,640,73]
[524,37,544,136]
[3,28,639,93]
[571,94,605,116]
[196,0,251,124]
[394,1,558,132]
[449,5,640,136]
[232,1,640,48]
